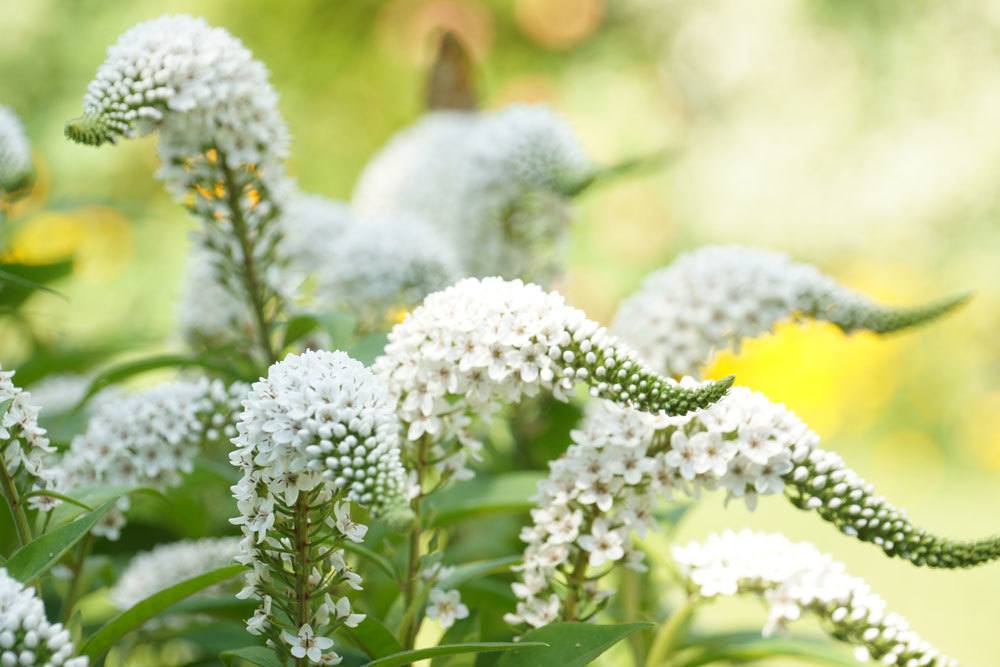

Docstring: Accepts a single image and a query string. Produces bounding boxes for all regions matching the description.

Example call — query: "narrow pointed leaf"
[428,472,545,526]
[81,564,245,661]
[365,642,546,667]
[341,616,403,658]
[439,555,521,589]
[676,633,857,667]
[5,499,115,583]
[221,646,284,667]
[495,622,653,667]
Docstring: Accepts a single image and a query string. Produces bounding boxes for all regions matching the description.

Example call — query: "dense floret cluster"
[613,246,969,377]
[1,369,56,494]
[52,378,246,539]
[0,568,88,667]
[0,105,32,195]
[354,106,591,282]
[229,350,406,664]
[674,530,958,666]
[110,537,242,609]
[375,277,732,480]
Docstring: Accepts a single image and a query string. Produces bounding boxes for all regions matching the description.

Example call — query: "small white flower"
[577,519,625,567]
[282,624,335,663]
[425,588,470,629]
[334,502,368,543]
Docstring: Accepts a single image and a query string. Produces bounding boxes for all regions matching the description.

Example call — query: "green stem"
[400,437,430,649]
[645,596,700,667]
[218,151,278,365]
[563,147,679,197]
[561,550,590,622]
[61,532,94,623]
[620,567,647,666]
[292,495,310,667]
[0,461,32,548]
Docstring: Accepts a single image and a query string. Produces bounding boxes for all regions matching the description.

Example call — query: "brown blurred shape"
[426,31,478,111]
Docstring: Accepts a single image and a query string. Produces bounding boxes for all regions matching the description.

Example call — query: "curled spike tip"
[786,445,1000,569]
[827,290,973,334]
[65,114,117,147]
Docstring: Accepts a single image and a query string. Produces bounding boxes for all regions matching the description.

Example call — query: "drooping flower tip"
[0,567,89,666]
[0,105,33,193]
[71,14,288,165]
[612,245,968,377]
[674,530,958,667]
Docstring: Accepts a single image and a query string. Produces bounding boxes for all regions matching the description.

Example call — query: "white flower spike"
[674,530,958,667]
[613,245,969,377]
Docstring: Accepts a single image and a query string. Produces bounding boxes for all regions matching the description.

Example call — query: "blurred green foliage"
[1,0,998,664]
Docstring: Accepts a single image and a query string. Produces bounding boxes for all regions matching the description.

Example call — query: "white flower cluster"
[354,105,591,282]
[53,378,246,539]
[66,15,288,170]
[0,105,32,195]
[278,194,353,288]
[374,277,732,481]
[507,385,823,627]
[316,213,460,329]
[612,245,968,377]
[0,567,88,667]
[510,382,1000,628]
[673,530,958,666]
[1,369,56,496]
[176,242,257,348]
[110,537,242,609]
[229,350,407,664]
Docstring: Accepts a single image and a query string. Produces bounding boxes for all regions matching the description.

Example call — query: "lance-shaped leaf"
[81,564,245,661]
[364,642,546,667]
[612,245,969,377]
[495,622,652,667]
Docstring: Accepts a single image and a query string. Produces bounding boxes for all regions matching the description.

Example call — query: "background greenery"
[0,0,997,664]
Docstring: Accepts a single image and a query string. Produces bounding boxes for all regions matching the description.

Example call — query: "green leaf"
[5,499,115,583]
[349,332,388,365]
[282,313,323,347]
[341,616,403,659]
[342,540,397,581]
[166,596,256,621]
[0,259,73,308]
[439,556,520,589]
[428,472,545,526]
[495,622,653,667]
[48,485,165,526]
[81,564,245,661]
[676,632,857,667]
[365,642,546,667]
[221,646,284,667]
[75,353,247,407]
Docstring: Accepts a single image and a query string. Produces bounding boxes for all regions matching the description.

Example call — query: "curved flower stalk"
[0,567,88,667]
[229,350,409,665]
[0,105,33,200]
[66,15,293,362]
[612,245,970,377]
[673,530,958,666]
[51,378,246,539]
[353,105,591,282]
[1,369,56,545]
[508,386,999,629]
[110,537,242,610]
[374,277,734,482]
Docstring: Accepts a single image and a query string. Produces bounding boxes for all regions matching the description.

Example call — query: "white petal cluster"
[278,194,352,287]
[230,350,399,664]
[353,105,591,282]
[374,277,732,481]
[0,105,32,194]
[0,568,88,667]
[613,245,965,377]
[53,378,246,539]
[673,530,958,666]
[508,385,810,627]
[1,369,56,491]
[315,213,460,329]
[176,242,256,348]
[110,537,242,610]
[70,15,288,172]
